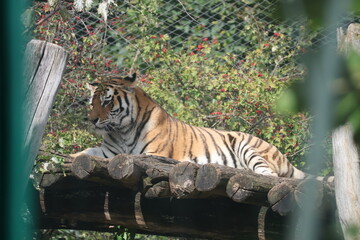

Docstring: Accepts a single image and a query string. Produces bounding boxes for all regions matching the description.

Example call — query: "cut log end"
[169,161,199,198]
[195,164,221,192]
[71,154,96,179]
[268,182,295,216]
[107,154,143,188]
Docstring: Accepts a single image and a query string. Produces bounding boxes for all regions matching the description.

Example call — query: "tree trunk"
[332,125,360,239]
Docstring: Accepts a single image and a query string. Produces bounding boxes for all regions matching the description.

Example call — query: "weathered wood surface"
[35,153,339,239]
[332,125,360,239]
[334,23,360,240]
[24,39,68,179]
[67,154,334,209]
[337,23,360,54]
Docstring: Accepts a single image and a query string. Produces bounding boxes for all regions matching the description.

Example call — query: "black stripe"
[104,139,123,153]
[117,96,124,112]
[220,134,237,168]
[252,161,266,171]
[247,154,260,169]
[203,128,225,165]
[107,133,120,145]
[103,145,118,156]
[189,125,198,141]
[181,122,188,158]
[289,165,294,178]
[172,119,179,144]
[152,117,172,154]
[228,134,236,148]
[168,144,174,159]
[168,119,177,159]
[202,129,221,155]
[129,106,155,147]
[188,128,194,160]
[196,128,211,163]
[123,91,130,106]
[101,148,109,158]
[238,135,252,161]
[139,132,162,154]
[253,138,262,148]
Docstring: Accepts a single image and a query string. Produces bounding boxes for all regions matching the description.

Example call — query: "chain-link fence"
[30,0,359,74]
[30,0,360,162]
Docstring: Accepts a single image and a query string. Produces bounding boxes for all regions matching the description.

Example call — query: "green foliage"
[336,51,360,142]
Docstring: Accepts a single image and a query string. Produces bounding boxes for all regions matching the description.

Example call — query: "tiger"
[71,73,333,181]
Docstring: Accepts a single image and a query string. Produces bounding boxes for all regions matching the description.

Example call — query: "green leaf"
[276,89,298,114]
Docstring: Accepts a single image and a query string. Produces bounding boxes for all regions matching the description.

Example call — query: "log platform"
[35,153,338,240]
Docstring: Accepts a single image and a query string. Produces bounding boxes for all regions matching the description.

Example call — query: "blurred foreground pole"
[3,1,28,239]
[333,23,360,240]
[2,1,68,239]
[286,0,349,239]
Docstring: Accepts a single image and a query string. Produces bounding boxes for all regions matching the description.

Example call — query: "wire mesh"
[31,0,359,75]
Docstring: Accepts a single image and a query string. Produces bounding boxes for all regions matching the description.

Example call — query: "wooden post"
[332,125,360,239]
[24,40,68,179]
[333,23,360,239]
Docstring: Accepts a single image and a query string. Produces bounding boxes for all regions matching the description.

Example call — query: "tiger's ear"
[86,82,99,94]
[110,73,137,88]
[124,73,137,83]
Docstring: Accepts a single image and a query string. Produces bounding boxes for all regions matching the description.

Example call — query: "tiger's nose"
[91,118,99,125]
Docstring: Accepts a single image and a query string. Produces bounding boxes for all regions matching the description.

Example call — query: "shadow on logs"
[38,177,288,240]
[36,153,339,239]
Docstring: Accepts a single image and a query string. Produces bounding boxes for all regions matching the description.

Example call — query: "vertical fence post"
[23,39,68,179]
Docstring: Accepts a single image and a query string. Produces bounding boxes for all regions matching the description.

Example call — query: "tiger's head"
[87,73,138,133]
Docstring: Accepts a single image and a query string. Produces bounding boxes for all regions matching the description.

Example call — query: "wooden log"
[267,182,295,216]
[135,155,179,183]
[37,176,289,240]
[226,172,277,205]
[195,163,239,197]
[107,154,144,189]
[71,154,119,186]
[24,39,68,179]
[169,161,200,198]
[46,154,335,212]
[332,125,360,239]
[293,179,323,209]
[144,181,171,199]
[72,154,109,179]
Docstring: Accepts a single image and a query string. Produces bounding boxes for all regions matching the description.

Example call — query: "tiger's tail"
[292,166,334,183]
